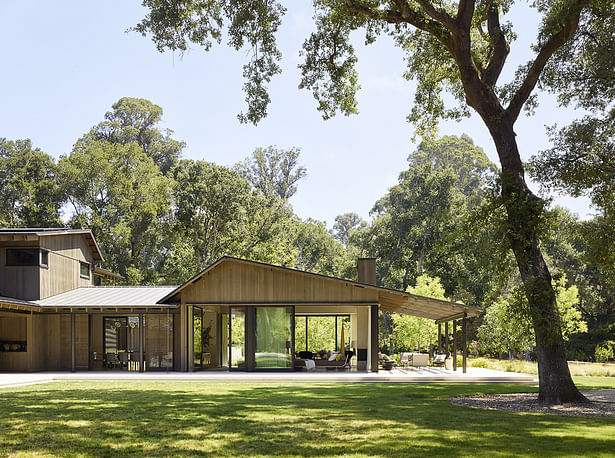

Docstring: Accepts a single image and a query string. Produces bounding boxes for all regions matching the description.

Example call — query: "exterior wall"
[0,241,41,301]
[39,234,95,299]
[181,261,380,305]
[0,311,29,371]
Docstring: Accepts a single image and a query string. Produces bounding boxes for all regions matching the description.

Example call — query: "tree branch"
[456,0,476,29]
[345,0,452,47]
[482,4,509,87]
[414,0,456,31]
[507,0,589,122]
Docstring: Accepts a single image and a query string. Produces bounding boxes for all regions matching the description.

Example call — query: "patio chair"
[400,352,411,367]
[433,354,447,367]
[379,353,397,370]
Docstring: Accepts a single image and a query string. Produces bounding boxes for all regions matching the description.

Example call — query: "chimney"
[357,258,376,285]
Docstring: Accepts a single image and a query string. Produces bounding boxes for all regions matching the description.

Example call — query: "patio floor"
[0,367,536,388]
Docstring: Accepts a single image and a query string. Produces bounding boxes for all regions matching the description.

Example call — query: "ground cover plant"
[2,380,614,456]
[471,358,615,377]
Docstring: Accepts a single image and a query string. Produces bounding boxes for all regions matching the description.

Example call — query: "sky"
[0,1,593,227]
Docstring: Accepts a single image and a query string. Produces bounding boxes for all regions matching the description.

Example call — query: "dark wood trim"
[138,312,144,373]
[462,314,467,374]
[452,320,457,372]
[370,305,379,372]
[70,312,76,373]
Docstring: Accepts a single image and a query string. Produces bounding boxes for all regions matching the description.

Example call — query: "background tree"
[0,138,63,227]
[58,138,172,283]
[391,275,441,353]
[133,0,615,404]
[235,146,307,199]
[333,212,366,246]
[90,97,185,174]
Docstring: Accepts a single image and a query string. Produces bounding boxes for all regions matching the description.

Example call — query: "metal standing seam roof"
[35,286,179,308]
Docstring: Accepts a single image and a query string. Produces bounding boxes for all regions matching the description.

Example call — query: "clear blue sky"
[0,1,592,226]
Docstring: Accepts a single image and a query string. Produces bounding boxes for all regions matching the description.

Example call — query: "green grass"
[470,357,615,377]
[1,379,615,457]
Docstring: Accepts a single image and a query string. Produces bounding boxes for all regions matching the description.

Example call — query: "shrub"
[595,341,615,363]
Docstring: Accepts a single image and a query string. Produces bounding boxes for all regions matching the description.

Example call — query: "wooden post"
[462,315,467,374]
[138,312,144,373]
[71,313,76,373]
[452,320,457,372]
[437,323,441,354]
[445,322,449,356]
[370,305,379,372]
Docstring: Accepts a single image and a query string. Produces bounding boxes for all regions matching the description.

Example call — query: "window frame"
[80,261,91,279]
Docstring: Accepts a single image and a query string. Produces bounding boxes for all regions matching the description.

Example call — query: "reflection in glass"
[230,308,246,369]
[193,307,203,368]
[255,307,292,369]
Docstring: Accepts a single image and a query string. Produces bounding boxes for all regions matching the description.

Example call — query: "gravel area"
[451,390,615,418]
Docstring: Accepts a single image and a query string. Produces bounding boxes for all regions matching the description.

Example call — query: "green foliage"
[595,341,615,363]
[91,97,185,174]
[58,138,172,283]
[235,146,306,199]
[0,138,63,227]
[390,275,443,352]
[478,275,588,356]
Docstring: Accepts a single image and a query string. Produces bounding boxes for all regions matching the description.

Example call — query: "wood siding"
[39,234,94,299]
[0,241,40,301]
[181,261,379,305]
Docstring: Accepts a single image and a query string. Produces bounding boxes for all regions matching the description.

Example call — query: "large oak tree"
[134,0,615,404]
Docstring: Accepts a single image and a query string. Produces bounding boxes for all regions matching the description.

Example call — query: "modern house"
[0,228,481,373]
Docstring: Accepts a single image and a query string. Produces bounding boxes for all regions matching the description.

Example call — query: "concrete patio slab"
[1,367,536,388]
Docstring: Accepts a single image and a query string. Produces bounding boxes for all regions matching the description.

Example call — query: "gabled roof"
[36,286,178,308]
[0,228,104,262]
[160,256,483,321]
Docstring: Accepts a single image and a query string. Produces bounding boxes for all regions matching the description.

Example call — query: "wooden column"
[437,323,442,354]
[138,312,144,373]
[445,322,449,356]
[70,312,76,373]
[462,315,467,374]
[452,320,457,372]
[369,305,379,372]
[187,305,193,372]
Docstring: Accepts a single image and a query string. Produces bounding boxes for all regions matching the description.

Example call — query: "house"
[0,228,481,373]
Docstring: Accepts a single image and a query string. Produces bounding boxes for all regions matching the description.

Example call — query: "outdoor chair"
[400,352,411,367]
[433,354,447,367]
[379,353,397,370]
[118,351,129,369]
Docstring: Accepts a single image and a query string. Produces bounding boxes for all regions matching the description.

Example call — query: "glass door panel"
[193,307,203,369]
[221,313,229,367]
[229,308,246,369]
[255,307,292,369]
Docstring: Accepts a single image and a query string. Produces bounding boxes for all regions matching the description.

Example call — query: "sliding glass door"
[255,307,292,369]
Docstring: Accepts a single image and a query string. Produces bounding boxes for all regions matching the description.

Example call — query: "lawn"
[2,379,615,457]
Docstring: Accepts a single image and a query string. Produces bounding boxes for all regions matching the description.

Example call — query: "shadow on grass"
[1,382,614,456]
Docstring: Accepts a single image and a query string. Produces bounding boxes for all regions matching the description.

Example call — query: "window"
[80,262,90,279]
[39,250,49,268]
[6,248,39,266]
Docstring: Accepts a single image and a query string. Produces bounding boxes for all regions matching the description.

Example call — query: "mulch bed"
[451,390,615,418]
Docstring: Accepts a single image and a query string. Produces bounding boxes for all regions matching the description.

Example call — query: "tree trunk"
[487,117,587,405]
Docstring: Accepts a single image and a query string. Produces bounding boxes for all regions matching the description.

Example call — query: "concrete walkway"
[0,367,536,388]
